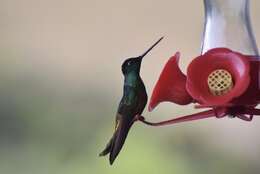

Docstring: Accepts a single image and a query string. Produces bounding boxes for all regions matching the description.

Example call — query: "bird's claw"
[134,115,145,122]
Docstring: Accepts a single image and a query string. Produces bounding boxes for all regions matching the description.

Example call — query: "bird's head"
[121,37,164,75]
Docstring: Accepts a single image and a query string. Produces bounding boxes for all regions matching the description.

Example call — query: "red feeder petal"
[232,56,260,105]
[186,48,250,106]
[149,52,193,111]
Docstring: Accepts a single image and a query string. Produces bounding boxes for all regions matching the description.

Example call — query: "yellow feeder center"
[207,69,233,96]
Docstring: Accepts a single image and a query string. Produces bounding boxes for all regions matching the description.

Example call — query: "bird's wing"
[99,113,133,165]
[109,113,133,164]
[99,113,121,157]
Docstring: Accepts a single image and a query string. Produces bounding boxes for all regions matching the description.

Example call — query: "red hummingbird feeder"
[138,0,260,126]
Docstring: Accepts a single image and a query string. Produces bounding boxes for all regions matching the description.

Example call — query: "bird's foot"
[134,114,145,122]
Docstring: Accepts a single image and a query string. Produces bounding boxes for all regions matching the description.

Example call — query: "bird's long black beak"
[99,117,133,165]
[138,36,164,61]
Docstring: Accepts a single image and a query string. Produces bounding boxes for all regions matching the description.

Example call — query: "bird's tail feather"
[99,134,115,156]
[109,118,133,165]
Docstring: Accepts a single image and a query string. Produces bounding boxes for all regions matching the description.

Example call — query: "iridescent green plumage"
[99,37,163,164]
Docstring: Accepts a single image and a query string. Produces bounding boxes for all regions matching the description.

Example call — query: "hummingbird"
[99,37,163,165]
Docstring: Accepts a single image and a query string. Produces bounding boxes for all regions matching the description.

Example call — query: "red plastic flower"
[149,52,192,111]
[186,48,250,106]
[137,48,260,126]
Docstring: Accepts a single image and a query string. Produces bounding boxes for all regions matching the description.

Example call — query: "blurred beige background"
[1,0,260,174]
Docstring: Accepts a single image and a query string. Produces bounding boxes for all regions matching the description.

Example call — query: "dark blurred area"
[1,0,260,174]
